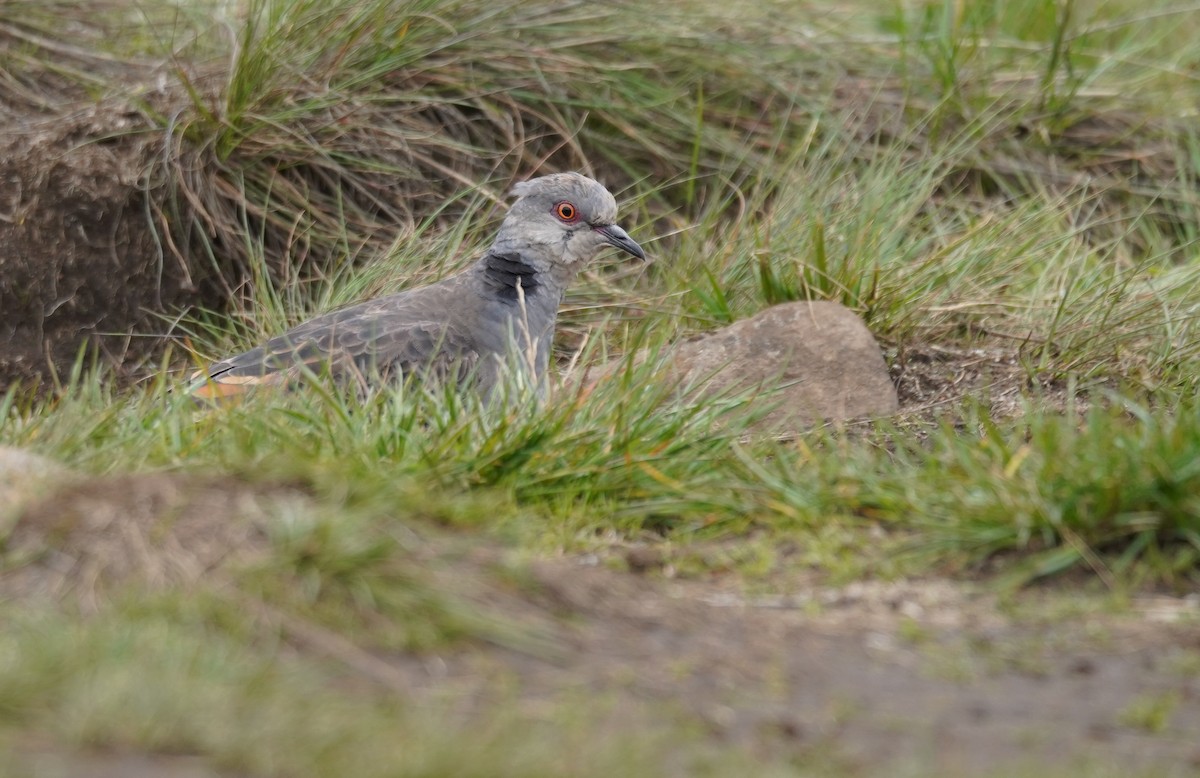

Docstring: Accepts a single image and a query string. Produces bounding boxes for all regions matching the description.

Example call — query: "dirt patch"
[890,342,1027,415]
[0,103,191,388]
[0,472,300,610]
[888,342,1091,422]
[389,555,1200,775]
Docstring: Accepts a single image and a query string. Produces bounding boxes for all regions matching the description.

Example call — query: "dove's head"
[494,173,645,268]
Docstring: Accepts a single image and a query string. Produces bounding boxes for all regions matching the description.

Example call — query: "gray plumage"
[189,173,644,400]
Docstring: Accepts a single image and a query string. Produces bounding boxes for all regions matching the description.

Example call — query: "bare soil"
[489,557,1200,774]
[0,104,190,387]
[4,473,1199,776]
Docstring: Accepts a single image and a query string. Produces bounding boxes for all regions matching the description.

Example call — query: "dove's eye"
[553,202,579,222]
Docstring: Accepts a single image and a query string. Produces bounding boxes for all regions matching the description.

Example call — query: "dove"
[188,173,644,400]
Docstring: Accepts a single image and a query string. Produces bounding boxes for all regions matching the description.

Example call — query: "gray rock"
[666,301,897,429]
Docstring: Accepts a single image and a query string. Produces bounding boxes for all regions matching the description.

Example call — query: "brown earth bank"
[4,473,1199,776]
[0,104,186,387]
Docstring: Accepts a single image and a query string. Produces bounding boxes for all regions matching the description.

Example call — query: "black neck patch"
[483,251,541,302]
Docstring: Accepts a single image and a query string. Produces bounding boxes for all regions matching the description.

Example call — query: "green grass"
[4,0,1200,775]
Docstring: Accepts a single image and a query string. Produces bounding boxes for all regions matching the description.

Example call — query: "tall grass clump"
[900,396,1200,587]
[161,0,832,302]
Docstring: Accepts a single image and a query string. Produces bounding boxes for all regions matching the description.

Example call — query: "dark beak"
[594,223,646,260]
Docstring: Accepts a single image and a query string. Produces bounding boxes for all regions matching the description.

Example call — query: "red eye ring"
[554,201,579,222]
